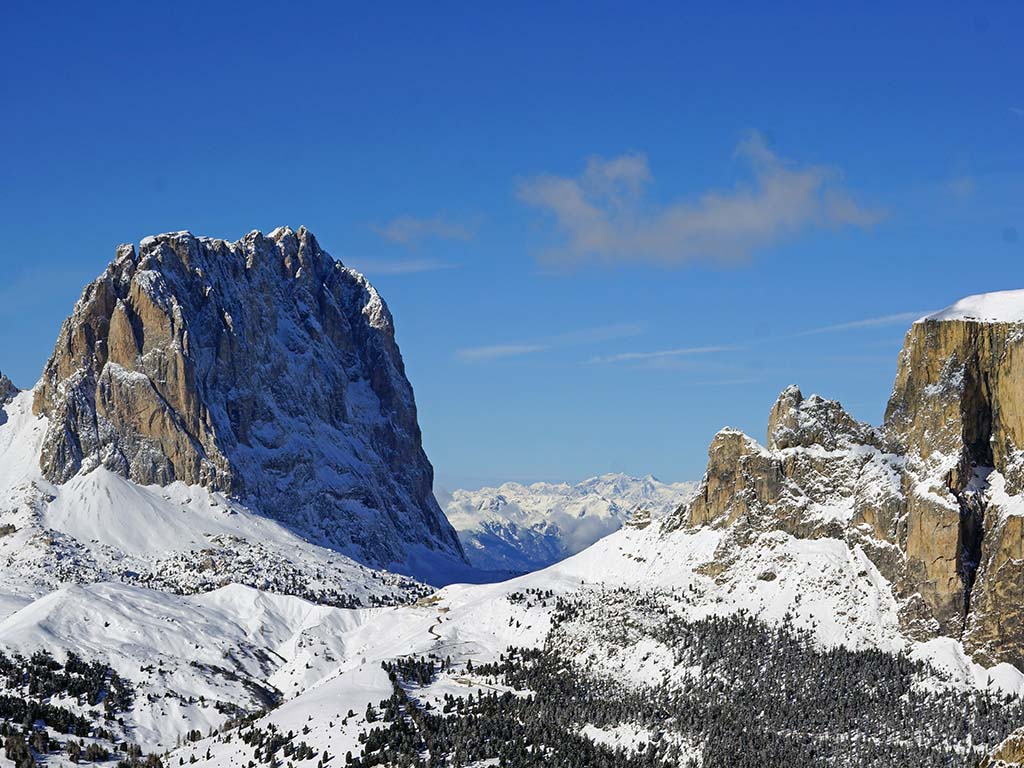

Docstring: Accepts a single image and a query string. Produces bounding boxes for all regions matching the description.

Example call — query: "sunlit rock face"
[32,227,465,570]
[671,290,1024,667]
[981,727,1024,768]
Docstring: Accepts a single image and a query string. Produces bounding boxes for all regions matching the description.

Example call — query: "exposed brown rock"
[965,502,1024,666]
[767,384,881,451]
[32,228,465,571]
[0,372,16,406]
[886,318,1024,490]
[674,307,1024,666]
[981,728,1024,767]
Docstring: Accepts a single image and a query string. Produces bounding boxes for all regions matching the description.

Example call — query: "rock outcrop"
[982,728,1024,768]
[0,372,15,406]
[32,227,465,572]
[672,289,1024,666]
[0,372,17,427]
[767,384,882,451]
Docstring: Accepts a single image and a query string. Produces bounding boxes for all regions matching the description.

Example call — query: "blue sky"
[1,3,1022,489]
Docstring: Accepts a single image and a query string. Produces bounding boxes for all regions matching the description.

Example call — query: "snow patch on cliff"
[921,289,1024,324]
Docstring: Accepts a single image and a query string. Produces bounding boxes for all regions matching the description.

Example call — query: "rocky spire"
[767,384,881,451]
[32,227,466,570]
[0,371,16,405]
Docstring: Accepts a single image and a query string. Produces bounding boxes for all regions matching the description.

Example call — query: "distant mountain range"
[2,230,1024,766]
[439,473,698,571]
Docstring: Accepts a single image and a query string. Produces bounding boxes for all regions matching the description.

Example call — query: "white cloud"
[373,214,474,246]
[457,344,549,361]
[457,323,643,362]
[589,310,924,369]
[787,311,932,337]
[517,132,884,267]
[589,345,739,364]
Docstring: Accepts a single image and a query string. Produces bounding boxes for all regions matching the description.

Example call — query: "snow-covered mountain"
[4,283,1024,766]
[32,227,465,571]
[17,227,469,586]
[11,487,1018,764]
[440,474,697,571]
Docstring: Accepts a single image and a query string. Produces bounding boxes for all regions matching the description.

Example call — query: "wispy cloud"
[516,131,884,268]
[457,344,550,361]
[457,323,643,362]
[373,214,475,246]
[589,309,925,370]
[786,311,932,338]
[348,257,458,275]
[680,376,763,387]
[589,345,739,364]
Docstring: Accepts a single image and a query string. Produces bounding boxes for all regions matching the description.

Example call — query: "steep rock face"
[0,372,16,405]
[672,290,1024,666]
[767,384,882,451]
[0,374,15,409]
[682,400,901,545]
[886,297,1024,662]
[982,728,1024,768]
[32,227,464,570]
[968,494,1024,666]
[886,316,1024,490]
[0,372,16,427]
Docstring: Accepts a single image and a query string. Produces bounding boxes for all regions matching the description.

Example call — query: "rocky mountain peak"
[767,384,881,451]
[0,371,16,406]
[31,227,465,572]
[885,299,1024,492]
[674,290,1024,667]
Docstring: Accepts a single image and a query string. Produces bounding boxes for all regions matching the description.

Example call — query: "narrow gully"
[953,469,990,630]
[952,365,994,635]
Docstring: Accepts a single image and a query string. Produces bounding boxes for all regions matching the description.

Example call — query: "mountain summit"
[30,227,465,574]
[672,288,1024,667]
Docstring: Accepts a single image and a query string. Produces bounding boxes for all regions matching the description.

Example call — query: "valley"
[1,231,1024,767]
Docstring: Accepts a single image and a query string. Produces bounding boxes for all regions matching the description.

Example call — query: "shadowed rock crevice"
[952,468,989,628]
[961,364,994,470]
[950,361,994,630]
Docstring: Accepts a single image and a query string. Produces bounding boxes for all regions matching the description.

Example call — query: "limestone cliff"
[672,289,1024,666]
[982,728,1024,768]
[32,227,465,572]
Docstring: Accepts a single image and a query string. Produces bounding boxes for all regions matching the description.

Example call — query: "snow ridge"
[919,289,1024,323]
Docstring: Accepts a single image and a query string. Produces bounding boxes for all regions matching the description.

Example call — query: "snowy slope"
[31,228,467,580]
[920,289,1024,323]
[441,473,697,571]
[0,389,431,611]
[2,395,1021,765]
[0,581,381,750]
[156,515,1024,766]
